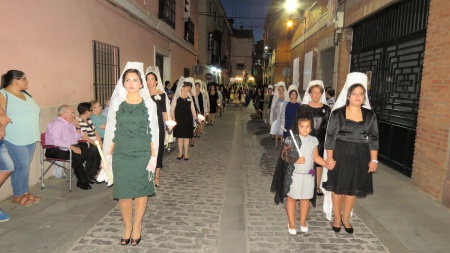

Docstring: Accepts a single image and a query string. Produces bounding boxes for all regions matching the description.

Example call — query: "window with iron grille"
[185,18,195,45]
[184,68,190,77]
[159,0,176,29]
[93,41,120,106]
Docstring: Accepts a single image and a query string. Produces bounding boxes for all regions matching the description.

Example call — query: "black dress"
[173,96,194,139]
[322,106,379,197]
[296,104,331,158]
[197,93,205,115]
[151,93,166,168]
[209,92,218,113]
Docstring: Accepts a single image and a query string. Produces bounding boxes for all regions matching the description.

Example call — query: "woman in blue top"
[90,100,107,139]
[0,70,40,206]
[280,84,302,139]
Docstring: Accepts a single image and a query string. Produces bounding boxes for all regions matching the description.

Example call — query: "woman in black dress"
[146,67,168,187]
[208,84,219,126]
[194,80,205,138]
[171,77,199,160]
[297,80,331,197]
[322,72,379,234]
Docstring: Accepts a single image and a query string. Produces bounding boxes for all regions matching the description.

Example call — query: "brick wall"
[290,0,335,88]
[413,0,450,206]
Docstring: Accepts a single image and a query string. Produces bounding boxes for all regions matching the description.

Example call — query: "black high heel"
[177,154,184,160]
[121,238,130,245]
[331,220,341,232]
[341,221,353,234]
[331,225,341,232]
[131,237,141,246]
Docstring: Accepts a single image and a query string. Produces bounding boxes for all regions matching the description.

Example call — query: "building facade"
[230,29,255,82]
[263,0,295,86]
[0,0,198,200]
[267,0,450,207]
[197,0,233,84]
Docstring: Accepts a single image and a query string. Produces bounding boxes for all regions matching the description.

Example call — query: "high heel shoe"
[131,237,141,246]
[331,225,341,232]
[331,220,341,232]
[177,154,184,160]
[121,238,130,245]
[341,221,353,234]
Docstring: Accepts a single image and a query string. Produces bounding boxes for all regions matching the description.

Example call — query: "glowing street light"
[285,0,298,14]
[287,20,293,27]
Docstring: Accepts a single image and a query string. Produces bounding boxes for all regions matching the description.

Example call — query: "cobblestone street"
[3,107,450,253]
[65,107,388,253]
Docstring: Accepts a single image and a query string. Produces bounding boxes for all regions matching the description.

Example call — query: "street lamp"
[284,0,298,14]
[287,20,293,27]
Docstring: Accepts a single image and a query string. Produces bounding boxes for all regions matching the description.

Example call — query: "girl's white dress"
[287,135,318,200]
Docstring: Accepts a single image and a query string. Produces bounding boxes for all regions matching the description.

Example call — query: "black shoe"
[121,238,130,245]
[177,154,184,160]
[331,225,341,233]
[190,143,194,147]
[131,237,141,246]
[341,221,353,234]
[87,178,98,184]
[77,181,92,190]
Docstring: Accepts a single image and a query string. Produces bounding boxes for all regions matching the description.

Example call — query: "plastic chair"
[39,133,74,191]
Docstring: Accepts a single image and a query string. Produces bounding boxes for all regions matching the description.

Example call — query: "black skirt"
[322,140,373,197]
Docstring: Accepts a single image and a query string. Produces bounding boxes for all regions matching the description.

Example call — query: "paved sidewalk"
[1,106,450,253]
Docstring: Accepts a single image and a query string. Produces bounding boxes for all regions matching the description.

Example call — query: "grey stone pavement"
[1,105,450,253]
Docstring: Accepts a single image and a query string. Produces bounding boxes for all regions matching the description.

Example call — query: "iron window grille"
[185,18,195,45]
[93,41,120,106]
[159,0,176,29]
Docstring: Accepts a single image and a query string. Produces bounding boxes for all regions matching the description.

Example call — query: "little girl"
[281,116,327,235]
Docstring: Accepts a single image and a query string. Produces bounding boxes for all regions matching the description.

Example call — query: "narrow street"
[0,106,450,253]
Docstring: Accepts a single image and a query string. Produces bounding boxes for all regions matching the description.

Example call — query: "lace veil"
[321,72,370,220]
[301,80,328,105]
[97,62,159,185]
[270,82,289,124]
[145,66,172,120]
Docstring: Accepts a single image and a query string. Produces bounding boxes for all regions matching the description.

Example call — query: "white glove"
[97,154,113,185]
[147,156,157,173]
[102,154,111,169]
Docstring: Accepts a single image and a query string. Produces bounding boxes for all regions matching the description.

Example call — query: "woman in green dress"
[98,62,159,246]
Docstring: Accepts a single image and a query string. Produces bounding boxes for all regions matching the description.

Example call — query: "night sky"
[220,0,271,41]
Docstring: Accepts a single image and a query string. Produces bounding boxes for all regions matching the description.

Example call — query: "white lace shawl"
[145,66,172,120]
[270,82,289,124]
[301,80,328,105]
[97,62,159,186]
[321,72,370,220]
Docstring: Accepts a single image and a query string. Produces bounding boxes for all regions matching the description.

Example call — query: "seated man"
[45,105,100,190]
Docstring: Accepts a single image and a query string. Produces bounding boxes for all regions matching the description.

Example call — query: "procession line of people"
[269,72,379,236]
